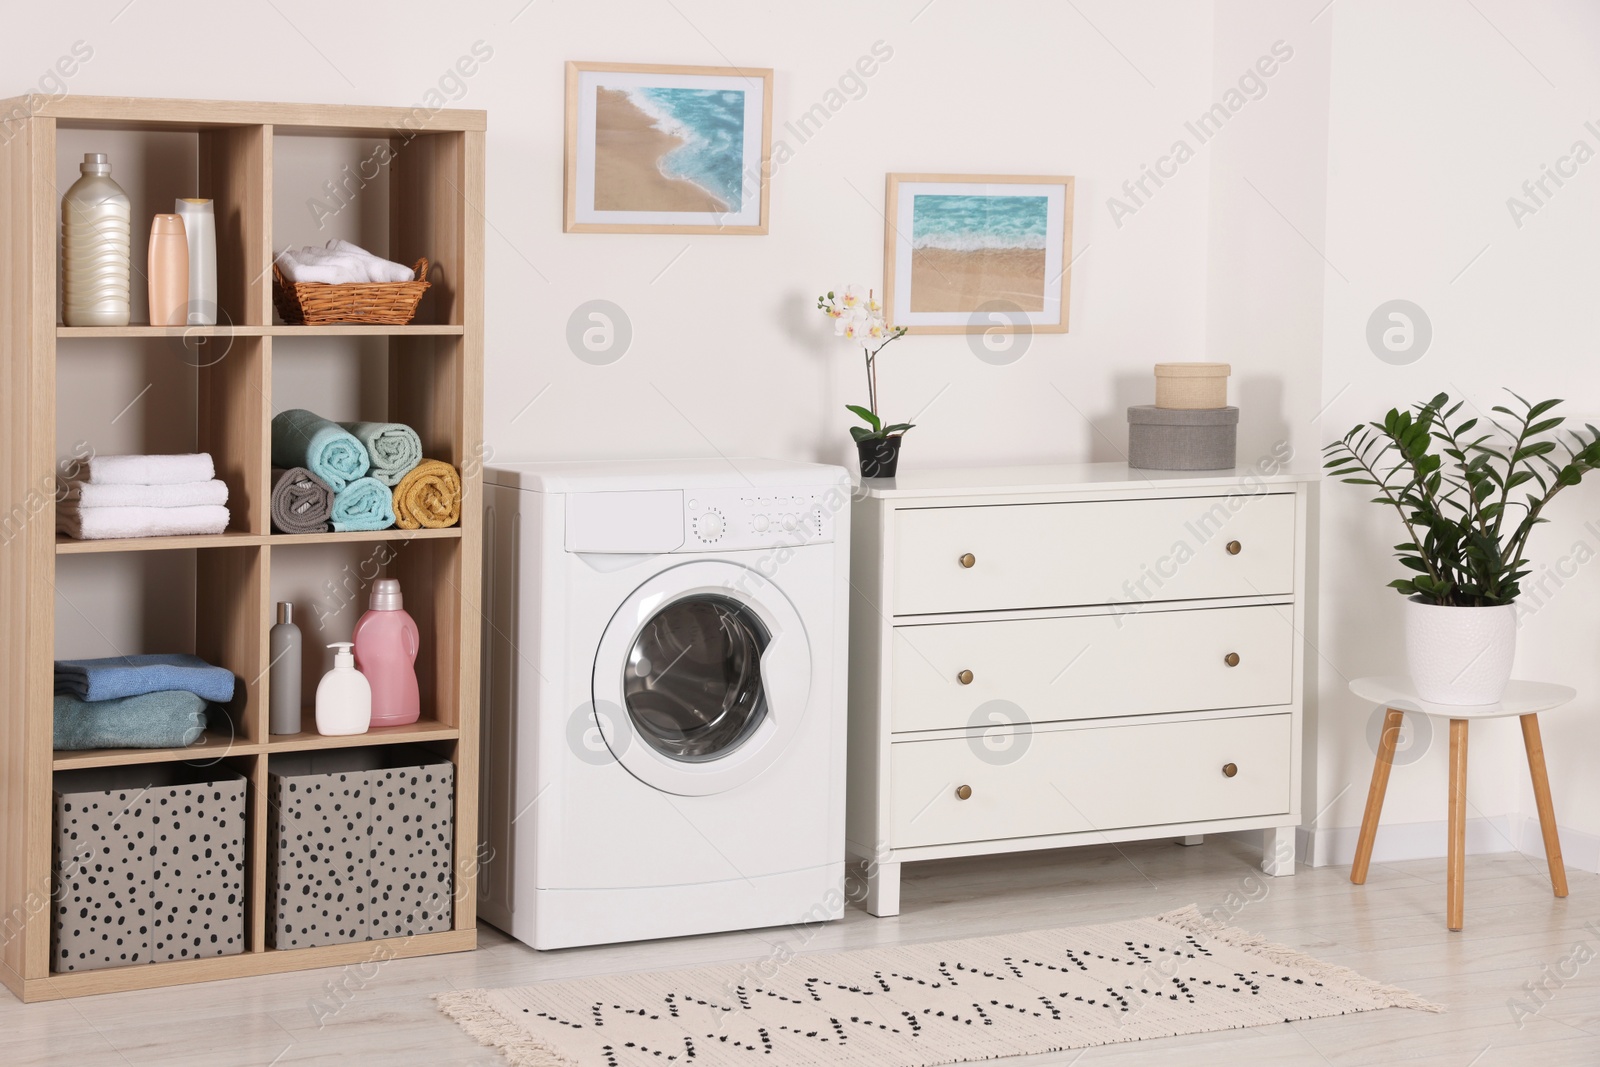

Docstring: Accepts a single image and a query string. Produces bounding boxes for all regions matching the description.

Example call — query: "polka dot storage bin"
[52,764,247,973]
[268,746,454,949]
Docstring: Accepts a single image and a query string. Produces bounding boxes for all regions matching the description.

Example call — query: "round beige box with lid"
[1155,362,1231,409]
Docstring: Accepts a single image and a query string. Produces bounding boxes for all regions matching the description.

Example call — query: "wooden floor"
[4,836,1597,1065]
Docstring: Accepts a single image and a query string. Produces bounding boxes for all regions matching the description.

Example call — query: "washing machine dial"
[780,514,799,532]
[752,514,770,532]
[695,509,725,541]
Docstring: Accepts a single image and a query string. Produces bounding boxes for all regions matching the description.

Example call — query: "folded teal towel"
[339,421,422,487]
[55,653,237,703]
[53,691,209,750]
[272,408,370,492]
[331,476,396,532]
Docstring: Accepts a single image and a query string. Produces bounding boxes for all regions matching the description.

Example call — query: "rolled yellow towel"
[393,459,462,530]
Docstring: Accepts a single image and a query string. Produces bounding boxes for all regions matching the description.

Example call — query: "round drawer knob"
[1224,652,1241,667]
[957,669,974,685]
[955,784,973,800]
[1226,540,1242,555]
[958,552,976,569]
[1222,763,1238,778]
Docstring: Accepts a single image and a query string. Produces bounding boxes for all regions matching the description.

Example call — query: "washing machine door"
[591,559,812,797]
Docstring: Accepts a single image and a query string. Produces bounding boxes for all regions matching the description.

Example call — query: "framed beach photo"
[564,61,773,234]
[884,173,1075,333]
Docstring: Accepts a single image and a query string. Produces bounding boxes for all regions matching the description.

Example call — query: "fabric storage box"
[52,764,247,973]
[268,746,454,949]
[1128,405,1239,470]
[1154,362,1231,409]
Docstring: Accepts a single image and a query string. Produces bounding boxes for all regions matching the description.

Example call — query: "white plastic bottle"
[315,642,372,736]
[61,152,132,327]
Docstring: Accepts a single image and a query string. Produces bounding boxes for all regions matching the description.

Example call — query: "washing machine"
[478,458,852,950]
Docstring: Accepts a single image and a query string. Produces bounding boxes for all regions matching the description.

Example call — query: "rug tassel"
[435,990,582,1066]
[1154,904,1444,1013]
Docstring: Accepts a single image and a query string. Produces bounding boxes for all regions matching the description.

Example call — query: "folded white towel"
[81,453,215,486]
[327,239,416,282]
[56,504,230,540]
[63,479,229,509]
[275,242,415,284]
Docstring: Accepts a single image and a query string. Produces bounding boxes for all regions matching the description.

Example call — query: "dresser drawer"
[890,713,1292,848]
[891,604,1294,733]
[892,494,1296,615]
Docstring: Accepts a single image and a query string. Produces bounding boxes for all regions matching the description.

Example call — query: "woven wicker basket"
[1154,361,1231,409]
[273,257,430,326]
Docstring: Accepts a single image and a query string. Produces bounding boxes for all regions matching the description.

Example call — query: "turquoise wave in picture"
[911,194,1049,251]
[629,87,746,212]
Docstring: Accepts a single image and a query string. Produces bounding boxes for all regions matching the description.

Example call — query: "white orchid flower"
[841,284,865,309]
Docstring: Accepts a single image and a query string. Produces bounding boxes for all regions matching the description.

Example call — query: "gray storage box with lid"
[52,764,247,973]
[1127,405,1239,470]
[268,746,454,949]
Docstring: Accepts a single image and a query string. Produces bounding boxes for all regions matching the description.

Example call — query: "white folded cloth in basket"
[275,240,415,284]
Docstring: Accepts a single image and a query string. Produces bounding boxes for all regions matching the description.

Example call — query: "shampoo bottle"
[352,578,421,727]
[315,642,371,736]
[147,213,189,326]
[268,602,302,735]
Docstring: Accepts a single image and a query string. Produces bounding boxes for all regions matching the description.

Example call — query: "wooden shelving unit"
[0,95,485,1002]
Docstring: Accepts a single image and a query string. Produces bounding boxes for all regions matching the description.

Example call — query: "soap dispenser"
[315,642,371,736]
[352,578,421,727]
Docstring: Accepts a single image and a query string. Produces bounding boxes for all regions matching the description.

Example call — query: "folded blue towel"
[339,421,422,487]
[331,476,397,532]
[54,691,209,750]
[271,408,370,492]
[54,653,237,703]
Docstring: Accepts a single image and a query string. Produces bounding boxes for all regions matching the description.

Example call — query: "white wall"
[13,0,1600,864]
[1311,0,1600,862]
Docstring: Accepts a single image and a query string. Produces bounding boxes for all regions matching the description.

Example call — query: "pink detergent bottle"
[352,578,421,727]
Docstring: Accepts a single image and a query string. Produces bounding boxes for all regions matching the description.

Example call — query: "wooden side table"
[1348,676,1575,931]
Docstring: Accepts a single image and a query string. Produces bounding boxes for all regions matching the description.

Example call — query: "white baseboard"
[1514,814,1600,875]
[1224,813,1599,874]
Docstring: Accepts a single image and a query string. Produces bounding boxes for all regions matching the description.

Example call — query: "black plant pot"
[857,435,902,479]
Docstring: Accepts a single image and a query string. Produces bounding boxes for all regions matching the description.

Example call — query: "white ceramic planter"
[1403,597,1517,705]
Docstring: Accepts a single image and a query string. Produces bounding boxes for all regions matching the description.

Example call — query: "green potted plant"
[1324,391,1600,704]
[817,285,913,478]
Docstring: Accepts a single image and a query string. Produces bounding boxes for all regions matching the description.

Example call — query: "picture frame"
[564,61,773,234]
[884,173,1075,333]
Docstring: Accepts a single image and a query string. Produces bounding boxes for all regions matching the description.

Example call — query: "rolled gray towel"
[271,466,334,534]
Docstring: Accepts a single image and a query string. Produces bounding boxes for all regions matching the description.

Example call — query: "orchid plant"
[817,284,913,443]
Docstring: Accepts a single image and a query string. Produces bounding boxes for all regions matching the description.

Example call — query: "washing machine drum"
[592,560,812,796]
[623,595,769,762]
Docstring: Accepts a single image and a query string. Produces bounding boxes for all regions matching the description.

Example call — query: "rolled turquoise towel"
[339,421,422,487]
[331,476,396,532]
[271,408,370,492]
[53,691,209,750]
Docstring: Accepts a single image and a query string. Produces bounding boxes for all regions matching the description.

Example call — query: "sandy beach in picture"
[592,87,737,213]
[907,193,1050,313]
[909,247,1048,312]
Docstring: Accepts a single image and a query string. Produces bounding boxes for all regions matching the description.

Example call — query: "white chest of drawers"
[846,462,1315,915]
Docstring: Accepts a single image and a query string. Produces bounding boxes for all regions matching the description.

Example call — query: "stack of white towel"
[274,239,416,285]
[57,453,231,540]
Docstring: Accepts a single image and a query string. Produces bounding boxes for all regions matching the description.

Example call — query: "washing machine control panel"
[682,487,840,549]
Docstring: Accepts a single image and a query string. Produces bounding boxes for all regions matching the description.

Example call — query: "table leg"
[1447,718,1468,932]
[1520,713,1569,899]
[1352,706,1405,885]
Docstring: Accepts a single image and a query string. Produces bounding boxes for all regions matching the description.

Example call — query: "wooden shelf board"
[269,527,462,547]
[16,928,476,1002]
[56,528,463,554]
[266,719,459,753]
[57,324,464,339]
[54,731,255,771]
[16,94,487,132]
[55,531,266,554]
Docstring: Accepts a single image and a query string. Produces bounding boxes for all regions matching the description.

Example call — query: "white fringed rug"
[437,906,1438,1066]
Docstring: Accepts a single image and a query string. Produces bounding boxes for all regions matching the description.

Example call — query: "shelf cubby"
[2,94,484,1001]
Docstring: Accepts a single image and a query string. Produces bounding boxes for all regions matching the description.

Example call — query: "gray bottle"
[269,602,303,734]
